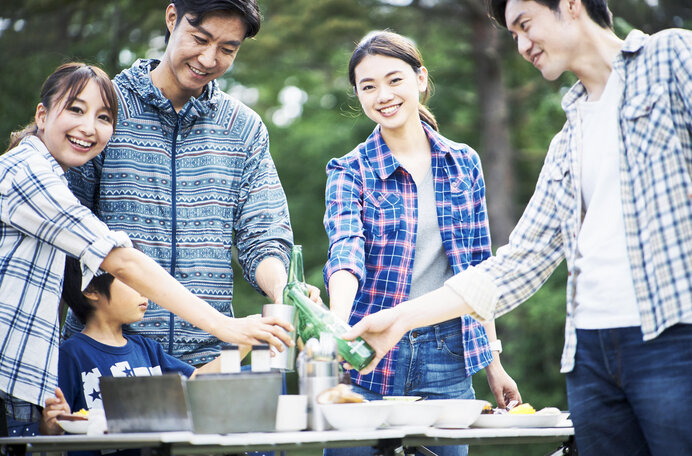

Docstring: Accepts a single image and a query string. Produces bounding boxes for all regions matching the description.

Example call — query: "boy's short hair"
[62,257,115,325]
[165,0,261,43]
[487,0,612,29]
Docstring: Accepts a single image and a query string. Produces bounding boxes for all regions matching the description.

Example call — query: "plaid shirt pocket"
[362,190,403,238]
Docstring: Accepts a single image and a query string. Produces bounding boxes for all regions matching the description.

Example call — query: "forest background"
[1,1,689,454]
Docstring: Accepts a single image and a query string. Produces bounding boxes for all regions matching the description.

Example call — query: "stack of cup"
[298,337,339,431]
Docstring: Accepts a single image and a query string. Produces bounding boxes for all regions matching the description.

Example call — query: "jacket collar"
[561,29,647,113]
[116,59,218,119]
[364,121,454,180]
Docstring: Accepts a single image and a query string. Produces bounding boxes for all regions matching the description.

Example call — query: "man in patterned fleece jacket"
[64,0,295,367]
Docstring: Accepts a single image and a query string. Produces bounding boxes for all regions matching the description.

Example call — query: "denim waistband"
[404,318,462,343]
[0,391,42,422]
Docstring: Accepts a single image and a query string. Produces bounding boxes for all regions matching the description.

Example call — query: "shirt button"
[411,331,419,338]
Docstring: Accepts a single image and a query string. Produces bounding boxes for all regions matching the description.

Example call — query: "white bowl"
[57,418,89,434]
[320,402,391,431]
[384,401,443,427]
[433,399,489,428]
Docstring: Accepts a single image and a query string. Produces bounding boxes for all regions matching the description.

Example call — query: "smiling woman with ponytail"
[322,30,521,456]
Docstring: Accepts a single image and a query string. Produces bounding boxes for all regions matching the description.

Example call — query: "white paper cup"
[275,394,308,432]
[262,304,297,371]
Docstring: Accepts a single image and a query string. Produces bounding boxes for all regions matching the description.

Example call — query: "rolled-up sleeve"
[323,157,366,290]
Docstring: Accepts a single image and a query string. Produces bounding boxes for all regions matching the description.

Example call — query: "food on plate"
[57,409,89,421]
[508,403,536,415]
[481,402,561,417]
[317,384,365,404]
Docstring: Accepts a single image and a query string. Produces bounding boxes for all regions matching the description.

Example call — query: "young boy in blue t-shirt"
[40,258,235,436]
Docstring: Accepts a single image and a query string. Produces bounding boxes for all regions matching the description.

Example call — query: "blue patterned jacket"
[63,59,293,365]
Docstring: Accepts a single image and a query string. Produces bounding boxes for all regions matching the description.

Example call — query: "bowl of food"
[57,409,89,434]
[433,399,489,429]
[384,400,443,427]
[472,403,568,428]
[320,401,392,431]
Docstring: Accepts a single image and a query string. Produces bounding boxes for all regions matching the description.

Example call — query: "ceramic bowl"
[57,418,89,434]
[320,402,391,431]
[384,400,443,427]
[433,399,490,428]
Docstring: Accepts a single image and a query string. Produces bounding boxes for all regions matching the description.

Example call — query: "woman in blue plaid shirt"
[323,31,520,456]
[0,63,293,437]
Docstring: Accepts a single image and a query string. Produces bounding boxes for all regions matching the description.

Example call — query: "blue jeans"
[1,392,41,437]
[567,324,692,456]
[325,319,474,456]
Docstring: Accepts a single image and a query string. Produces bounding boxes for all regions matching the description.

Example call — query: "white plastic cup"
[261,304,297,372]
[220,345,241,373]
[251,343,271,372]
[275,394,308,432]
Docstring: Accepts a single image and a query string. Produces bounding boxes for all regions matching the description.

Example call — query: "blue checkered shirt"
[0,136,131,407]
[446,29,692,373]
[324,123,493,395]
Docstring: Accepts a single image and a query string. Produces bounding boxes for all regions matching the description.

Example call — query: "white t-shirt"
[573,71,641,329]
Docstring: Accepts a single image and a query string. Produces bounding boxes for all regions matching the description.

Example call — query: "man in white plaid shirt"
[345,1,691,454]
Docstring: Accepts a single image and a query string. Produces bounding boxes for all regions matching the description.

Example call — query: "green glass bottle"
[285,284,376,372]
[283,245,316,343]
[284,245,309,302]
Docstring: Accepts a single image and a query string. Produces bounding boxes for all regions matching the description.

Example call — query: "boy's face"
[505,0,578,81]
[161,5,247,99]
[106,279,149,324]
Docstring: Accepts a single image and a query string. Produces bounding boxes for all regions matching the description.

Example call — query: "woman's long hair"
[348,30,438,131]
[6,62,117,152]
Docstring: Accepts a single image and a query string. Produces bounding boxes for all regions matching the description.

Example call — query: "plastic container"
[186,372,282,433]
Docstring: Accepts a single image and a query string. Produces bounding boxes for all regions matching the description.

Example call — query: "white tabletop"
[1,425,574,454]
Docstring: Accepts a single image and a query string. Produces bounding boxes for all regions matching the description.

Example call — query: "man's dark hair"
[487,0,612,29]
[165,0,261,43]
[62,257,115,325]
